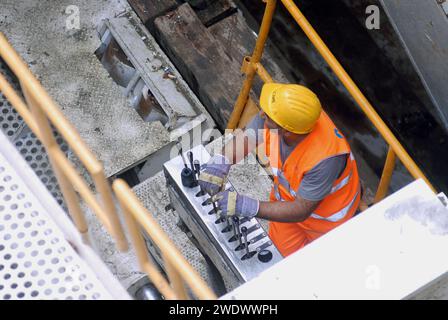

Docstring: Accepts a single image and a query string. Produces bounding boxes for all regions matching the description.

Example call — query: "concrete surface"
[223,180,448,300]
[0,0,171,177]
[82,201,145,291]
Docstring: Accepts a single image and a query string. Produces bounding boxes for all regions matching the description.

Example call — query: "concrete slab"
[81,201,145,291]
[0,0,199,177]
[222,180,448,300]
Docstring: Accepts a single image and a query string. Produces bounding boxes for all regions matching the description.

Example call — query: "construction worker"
[199,83,361,257]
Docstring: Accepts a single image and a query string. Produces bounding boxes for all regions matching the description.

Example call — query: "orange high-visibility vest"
[263,111,361,257]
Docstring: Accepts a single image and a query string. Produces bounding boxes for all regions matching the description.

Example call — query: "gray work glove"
[198,154,231,196]
[212,190,259,219]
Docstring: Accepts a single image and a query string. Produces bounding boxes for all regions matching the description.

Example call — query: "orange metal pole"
[374,147,397,203]
[227,0,277,129]
[255,62,274,83]
[280,0,434,191]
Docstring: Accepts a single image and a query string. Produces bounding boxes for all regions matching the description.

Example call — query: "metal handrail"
[113,180,217,300]
[228,0,435,202]
[0,32,127,250]
[0,32,215,299]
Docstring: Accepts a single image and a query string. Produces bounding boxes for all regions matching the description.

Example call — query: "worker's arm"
[213,190,320,222]
[257,196,320,223]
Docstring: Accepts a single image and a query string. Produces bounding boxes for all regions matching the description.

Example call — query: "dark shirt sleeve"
[298,154,348,201]
[244,113,265,146]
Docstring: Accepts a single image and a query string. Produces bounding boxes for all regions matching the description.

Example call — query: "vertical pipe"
[21,83,89,239]
[0,74,40,135]
[279,0,434,191]
[255,62,274,83]
[120,199,176,300]
[374,147,397,203]
[93,171,128,252]
[163,253,189,300]
[113,179,217,299]
[227,0,277,129]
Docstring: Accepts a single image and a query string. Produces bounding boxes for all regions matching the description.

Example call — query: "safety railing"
[0,33,127,250]
[113,180,216,300]
[227,0,435,203]
[0,32,215,300]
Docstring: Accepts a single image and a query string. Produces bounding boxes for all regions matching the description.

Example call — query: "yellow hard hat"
[260,83,322,134]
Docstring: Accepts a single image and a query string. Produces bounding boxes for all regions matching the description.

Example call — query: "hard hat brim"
[259,83,284,126]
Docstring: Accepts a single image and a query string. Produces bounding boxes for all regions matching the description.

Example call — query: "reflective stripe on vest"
[272,168,297,200]
[310,190,359,222]
[330,171,351,194]
[329,152,354,194]
[272,156,354,201]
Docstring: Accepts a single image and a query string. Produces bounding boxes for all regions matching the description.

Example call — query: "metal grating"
[133,172,227,295]
[0,60,65,209]
[0,60,25,141]
[13,132,68,210]
[0,152,112,300]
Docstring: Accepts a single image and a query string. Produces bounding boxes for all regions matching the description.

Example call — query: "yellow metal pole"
[51,149,113,232]
[21,83,89,239]
[279,0,434,191]
[227,0,277,129]
[1,32,128,249]
[113,179,217,300]
[255,62,274,83]
[92,170,128,252]
[374,147,397,203]
[142,262,178,300]
[120,202,176,299]
[0,73,40,135]
[163,253,189,300]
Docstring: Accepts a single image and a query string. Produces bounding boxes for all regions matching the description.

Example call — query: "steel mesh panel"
[0,153,112,300]
[0,60,25,141]
[13,132,68,210]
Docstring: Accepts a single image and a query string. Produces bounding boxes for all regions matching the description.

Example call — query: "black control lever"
[187,151,195,172]
[187,151,198,187]
[248,232,267,245]
[241,226,249,253]
[194,160,208,197]
[241,228,257,261]
[227,223,258,238]
[177,143,188,169]
[193,160,201,179]
[221,217,232,233]
[235,226,248,251]
[230,216,240,243]
[177,144,196,188]
[235,222,244,250]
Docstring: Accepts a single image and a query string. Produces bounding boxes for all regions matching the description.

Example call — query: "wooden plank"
[194,0,237,27]
[209,11,290,96]
[154,3,246,130]
[127,0,178,30]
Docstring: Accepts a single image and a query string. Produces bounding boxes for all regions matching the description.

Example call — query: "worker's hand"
[198,154,231,196]
[212,190,259,218]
